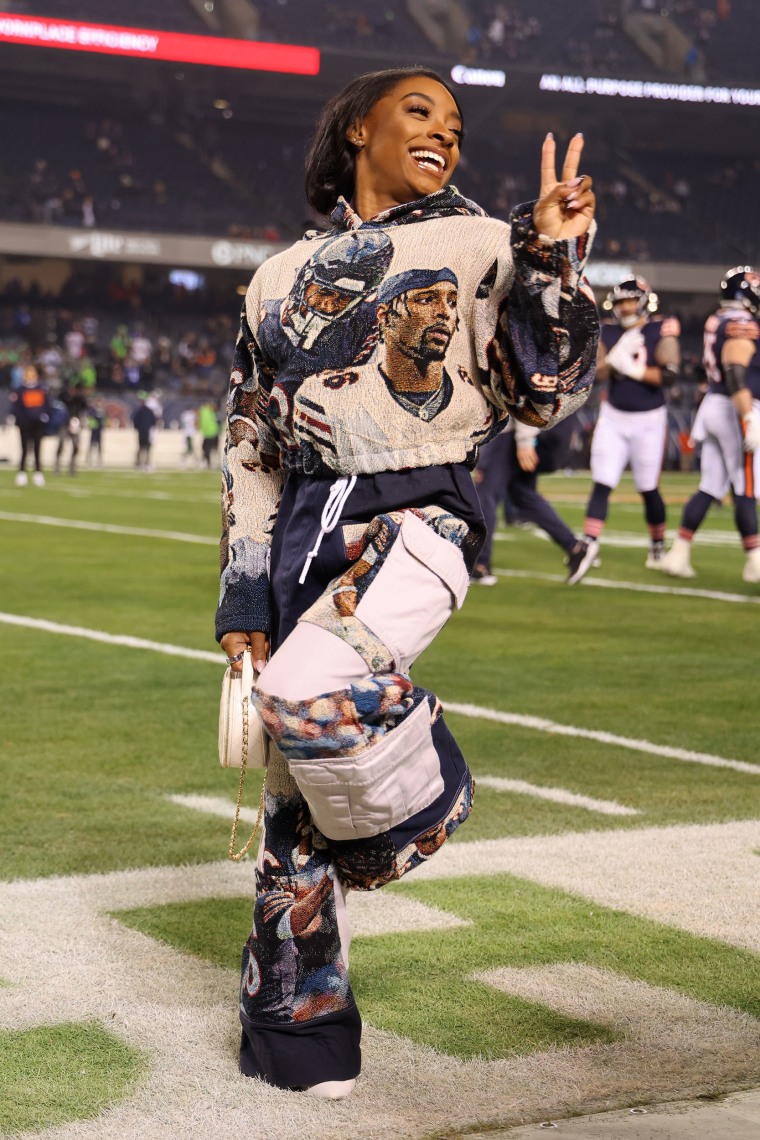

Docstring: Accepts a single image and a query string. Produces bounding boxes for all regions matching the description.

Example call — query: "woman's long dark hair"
[304,67,464,216]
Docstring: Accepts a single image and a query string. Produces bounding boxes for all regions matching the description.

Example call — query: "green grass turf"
[1,468,758,879]
[112,872,760,1060]
[0,1022,145,1135]
[1,466,758,1130]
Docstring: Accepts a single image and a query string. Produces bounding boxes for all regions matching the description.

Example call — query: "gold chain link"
[227,695,265,862]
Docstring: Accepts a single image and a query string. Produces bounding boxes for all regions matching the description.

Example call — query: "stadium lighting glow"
[0,13,320,74]
[540,73,760,107]
[451,64,506,88]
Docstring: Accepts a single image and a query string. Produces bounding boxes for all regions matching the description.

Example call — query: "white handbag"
[218,650,269,770]
[219,649,269,863]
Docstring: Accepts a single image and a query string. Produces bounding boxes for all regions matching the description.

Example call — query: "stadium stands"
[0,88,753,267]
[4,0,755,82]
[6,0,213,35]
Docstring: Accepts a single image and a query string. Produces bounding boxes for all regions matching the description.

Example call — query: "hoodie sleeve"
[475,203,599,429]
[215,275,285,642]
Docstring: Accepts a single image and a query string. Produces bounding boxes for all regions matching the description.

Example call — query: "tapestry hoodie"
[217,187,599,638]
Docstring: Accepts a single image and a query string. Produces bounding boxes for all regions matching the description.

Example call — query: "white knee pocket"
[286,699,444,842]
[356,511,469,673]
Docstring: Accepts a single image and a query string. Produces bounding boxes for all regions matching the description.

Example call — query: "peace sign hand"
[532,133,596,241]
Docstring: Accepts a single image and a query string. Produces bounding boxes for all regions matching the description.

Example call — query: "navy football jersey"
[704,306,760,399]
[601,316,680,412]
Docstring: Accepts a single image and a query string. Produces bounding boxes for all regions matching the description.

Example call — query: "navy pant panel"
[240,1006,362,1088]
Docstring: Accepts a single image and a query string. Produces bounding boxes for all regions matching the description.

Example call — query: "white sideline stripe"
[0,510,217,545]
[1,505,741,560]
[476,777,640,816]
[445,701,760,777]
[0,486,220,505]
[170,785,639,823]
[494,528,741,549]
[167,793,259,825]
[0,612,223,663]
[2,611,757,776]
[494,566,760,605]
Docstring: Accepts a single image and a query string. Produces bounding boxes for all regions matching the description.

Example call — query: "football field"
[1,467,758,1138]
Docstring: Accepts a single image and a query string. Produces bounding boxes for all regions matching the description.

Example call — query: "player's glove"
[741,408,760,452]
[605,328,647,381]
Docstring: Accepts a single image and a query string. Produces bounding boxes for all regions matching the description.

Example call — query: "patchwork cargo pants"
[238,473,476,1089]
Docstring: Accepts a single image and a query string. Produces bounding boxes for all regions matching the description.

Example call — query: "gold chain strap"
[228,695,266,862]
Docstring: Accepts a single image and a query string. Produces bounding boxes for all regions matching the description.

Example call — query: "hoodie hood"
[322,186,487,235]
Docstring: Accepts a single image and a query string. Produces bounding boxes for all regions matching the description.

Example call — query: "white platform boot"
[660,536,696,579]
[742,548,760,584]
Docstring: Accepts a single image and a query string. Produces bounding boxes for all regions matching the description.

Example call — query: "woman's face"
[350,77,462,210]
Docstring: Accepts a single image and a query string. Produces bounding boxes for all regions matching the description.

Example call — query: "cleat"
[566,537,598,585]
[32,471,45,487]
[645,544,665,570]
[14,471,28,487]
[743,549,760,584]
[305,1078,356,1100]
[660,537,696,578]
[470,563,497,586]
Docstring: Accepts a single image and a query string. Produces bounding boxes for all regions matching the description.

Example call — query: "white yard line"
[167,793,261,825]
[0,506,738,558]
[494,566,760,605]
[1,612,757,776]
[475,777,640,815]
[170,785,640,823]
[0,510,217,545]
[0,486,219,504]
[445,701,760,777]
[170,784,638,820]
[494,528,740,548]
[0,612,222,663]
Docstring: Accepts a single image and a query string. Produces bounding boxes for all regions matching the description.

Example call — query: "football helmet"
[606,276,658,328]
[283,230,393,351]
[720,266,760,316]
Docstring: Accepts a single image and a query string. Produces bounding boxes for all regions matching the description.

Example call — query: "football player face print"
[386,281,459,366]
[281,230,393,355]
[303,281,356,317]
[377,268,460,391]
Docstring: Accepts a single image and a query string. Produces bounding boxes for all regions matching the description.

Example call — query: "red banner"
[0,14,320,74]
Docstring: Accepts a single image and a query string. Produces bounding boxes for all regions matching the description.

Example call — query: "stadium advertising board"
[0,223,726,293]
[451,64,506,88]
[0,14,320,74]
[0,221,286,269]
[540,73,760,106]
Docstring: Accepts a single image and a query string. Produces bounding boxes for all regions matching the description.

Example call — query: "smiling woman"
[214,65,599,1099]
[305,69,464,217]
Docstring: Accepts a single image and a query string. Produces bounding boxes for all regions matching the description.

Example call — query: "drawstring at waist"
[298,475,357,585]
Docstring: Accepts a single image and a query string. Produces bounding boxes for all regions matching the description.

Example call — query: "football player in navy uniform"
[661,266,760,583]
[472,413,590,585]
[568,276,681,584]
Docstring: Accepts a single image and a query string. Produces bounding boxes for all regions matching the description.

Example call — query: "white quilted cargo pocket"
[286,699,443,841]
[355,511,469,673]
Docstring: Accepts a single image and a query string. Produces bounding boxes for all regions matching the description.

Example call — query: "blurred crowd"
[0,303,234,401]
